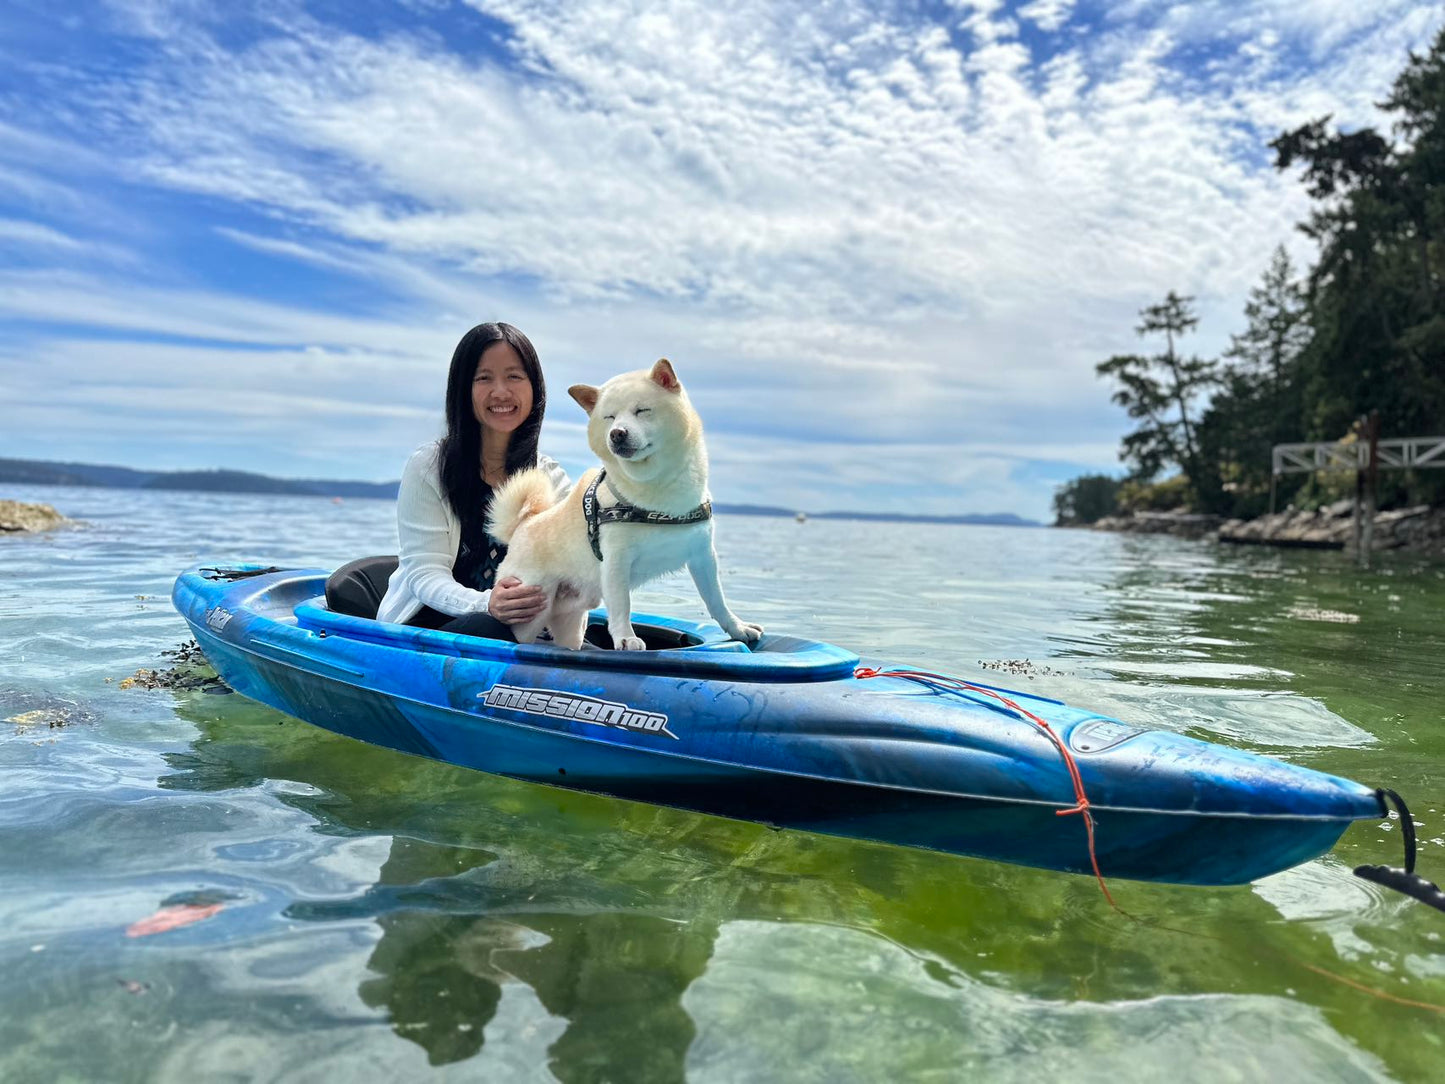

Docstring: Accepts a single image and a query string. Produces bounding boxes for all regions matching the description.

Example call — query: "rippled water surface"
[3,484,1443,1083]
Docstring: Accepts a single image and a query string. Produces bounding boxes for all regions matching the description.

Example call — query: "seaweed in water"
[120,639,232,694]
[977,659,1064,679]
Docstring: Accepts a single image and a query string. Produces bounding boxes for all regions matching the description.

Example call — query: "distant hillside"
[714,506,1041,526]
[712,503,800,517]
[812,510,1040,527]
[0,455,1039,524]
[0,457,399,499]
[0,458,154,488]
[143,469,317,495]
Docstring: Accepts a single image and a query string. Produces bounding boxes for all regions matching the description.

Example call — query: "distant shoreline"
[1084,506,1445,557]
[1,455,1042,527]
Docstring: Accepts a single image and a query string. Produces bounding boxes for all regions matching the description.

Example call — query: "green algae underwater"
[2,485,1442,1083]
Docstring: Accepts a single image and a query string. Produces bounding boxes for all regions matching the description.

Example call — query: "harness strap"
[583,469,713,561]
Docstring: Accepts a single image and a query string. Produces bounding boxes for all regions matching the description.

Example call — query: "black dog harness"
[582,469,712,561]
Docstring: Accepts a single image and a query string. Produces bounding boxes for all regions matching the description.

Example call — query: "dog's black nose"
[609,427,627,448]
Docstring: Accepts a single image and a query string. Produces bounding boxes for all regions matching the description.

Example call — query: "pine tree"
[1271,26,1445,444]
[1096,292,1221,508]
[1197,248,1311,514]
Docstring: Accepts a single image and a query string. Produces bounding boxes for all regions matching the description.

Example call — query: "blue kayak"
[172,564,1385,886]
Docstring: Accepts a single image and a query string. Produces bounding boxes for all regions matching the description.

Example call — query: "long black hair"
[437,322,546,525]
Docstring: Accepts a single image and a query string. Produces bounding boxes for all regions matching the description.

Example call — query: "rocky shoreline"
[0,499,71,533]
[1089,502,1445,556]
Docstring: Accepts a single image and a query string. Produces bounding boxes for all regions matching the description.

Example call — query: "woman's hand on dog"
[488,575,547,625]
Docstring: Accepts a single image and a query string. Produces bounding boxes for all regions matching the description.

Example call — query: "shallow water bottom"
[3,485,1444,1083]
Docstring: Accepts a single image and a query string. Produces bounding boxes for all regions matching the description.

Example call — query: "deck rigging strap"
[1353,788,1445,915]
[200,566,285,581]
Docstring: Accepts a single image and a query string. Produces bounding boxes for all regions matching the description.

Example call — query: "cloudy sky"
[2,0,1440,520]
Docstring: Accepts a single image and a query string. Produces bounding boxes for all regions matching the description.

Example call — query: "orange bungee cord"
[853,664,1117,909]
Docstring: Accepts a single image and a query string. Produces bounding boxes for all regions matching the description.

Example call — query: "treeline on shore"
[1055,29,1445,527]
[0,457,402,500]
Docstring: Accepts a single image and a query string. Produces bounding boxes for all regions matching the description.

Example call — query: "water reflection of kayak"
[173,564,1384,888]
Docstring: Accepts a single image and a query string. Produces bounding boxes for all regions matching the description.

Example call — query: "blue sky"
[1,0,1440,520]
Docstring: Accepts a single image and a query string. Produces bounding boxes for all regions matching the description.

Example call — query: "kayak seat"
[583,620,701,651]
[325,555,399,620]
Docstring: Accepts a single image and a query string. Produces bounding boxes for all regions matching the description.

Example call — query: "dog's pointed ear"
[650,358,681,393]
[569,384,600,414]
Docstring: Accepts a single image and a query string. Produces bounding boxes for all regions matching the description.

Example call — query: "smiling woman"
[365,322,572,639]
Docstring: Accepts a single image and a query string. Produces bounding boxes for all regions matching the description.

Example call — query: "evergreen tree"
[1198,247,1311,514]
[1096,292,1221,509]
[1052,474,1121,526]
[1226,246,1311,410]
[1061,31,1445,520]
[1272,27,1445,446]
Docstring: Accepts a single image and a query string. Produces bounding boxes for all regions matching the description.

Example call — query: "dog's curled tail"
[485,468,558,543]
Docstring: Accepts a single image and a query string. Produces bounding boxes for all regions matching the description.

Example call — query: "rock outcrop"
[1217,502,1441,553]
[1087,503,1445,556]
[1089,511,1224,540]
[0,500,70,533]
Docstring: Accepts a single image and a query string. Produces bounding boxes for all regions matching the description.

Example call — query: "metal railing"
[1272,436,1445,475]
[1269,427,1443,567]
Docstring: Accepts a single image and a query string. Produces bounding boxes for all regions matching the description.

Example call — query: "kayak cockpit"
[193,567,860,680]
[293,597,860,680]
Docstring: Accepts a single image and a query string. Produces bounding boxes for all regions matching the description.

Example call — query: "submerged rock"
[6,708,78,729]
[0,500,70,533]
[3,694,91,730]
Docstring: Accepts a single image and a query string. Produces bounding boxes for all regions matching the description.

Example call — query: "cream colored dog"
[486,359,763,651]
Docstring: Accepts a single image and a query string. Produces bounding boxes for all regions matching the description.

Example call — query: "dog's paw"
[615,635,648,651]
[728,621,764,643]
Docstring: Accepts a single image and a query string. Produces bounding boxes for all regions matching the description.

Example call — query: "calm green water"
[2,484,1442,1083]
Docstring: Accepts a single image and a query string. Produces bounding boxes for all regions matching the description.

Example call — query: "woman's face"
[472,341,534,439]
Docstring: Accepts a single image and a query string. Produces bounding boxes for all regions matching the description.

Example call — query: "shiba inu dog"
[486,359,763,651]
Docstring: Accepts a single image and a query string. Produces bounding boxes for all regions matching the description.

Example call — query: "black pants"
[408,605,517,642]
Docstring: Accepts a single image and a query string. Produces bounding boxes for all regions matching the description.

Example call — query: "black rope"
[1353,787,1445,915]
[1382,788,1417,874]
[200,566,284,581]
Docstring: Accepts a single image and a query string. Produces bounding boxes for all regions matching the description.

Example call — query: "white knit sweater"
[376,441,572,625]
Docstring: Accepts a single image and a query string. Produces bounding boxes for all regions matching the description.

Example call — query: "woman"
[376,322,570,639]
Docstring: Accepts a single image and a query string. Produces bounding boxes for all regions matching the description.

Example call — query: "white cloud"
[1018,0,1075,34]
[98,0,1426,318]
[2,0,1441,519]
[0,218,86,249]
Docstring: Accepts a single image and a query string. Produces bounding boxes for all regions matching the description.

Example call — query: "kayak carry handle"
[1377,787,1417,873]
[1353,788,1445,915]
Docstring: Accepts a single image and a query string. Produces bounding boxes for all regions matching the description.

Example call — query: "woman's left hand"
[488,575,548,625]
